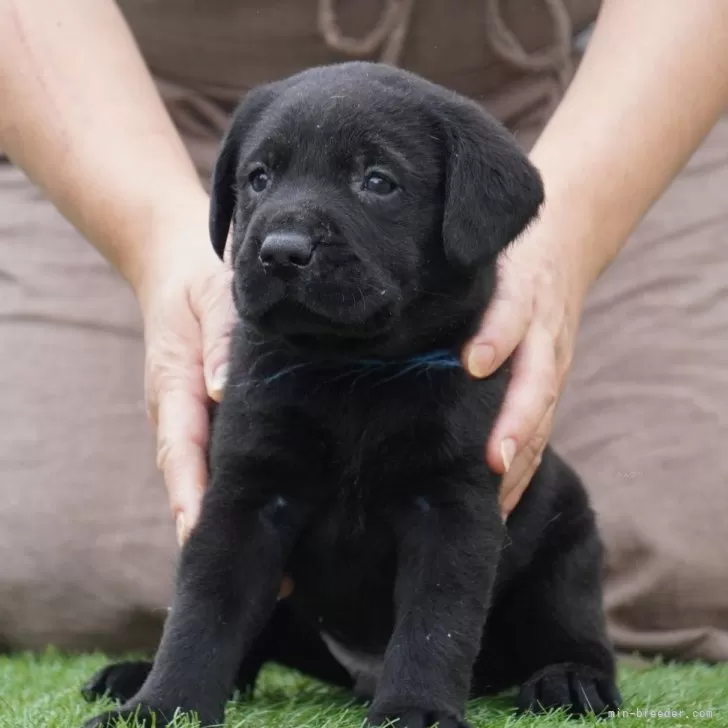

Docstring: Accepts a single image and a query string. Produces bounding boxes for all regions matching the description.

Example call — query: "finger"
[278,576,295,600]
[463,270,533,379]
[193,269,236,403]
[500,453,542,518]
[499,405,554,516]
[144,360,161,428]
[486,320,557,473]
[156,387,210,541]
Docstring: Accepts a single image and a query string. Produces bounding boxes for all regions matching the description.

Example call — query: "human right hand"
[137,206,234,545]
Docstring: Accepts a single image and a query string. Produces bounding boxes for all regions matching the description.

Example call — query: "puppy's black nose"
[259,232,314,270]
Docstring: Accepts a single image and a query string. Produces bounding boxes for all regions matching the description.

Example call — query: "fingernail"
[278,576,294,601]
[500,438,516,472]
[176,513,187,547]
[210,363,229,393]
[467,344,495,379]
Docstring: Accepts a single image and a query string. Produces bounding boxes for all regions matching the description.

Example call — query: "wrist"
[531,196,601,304]
[528,154,625,302]
[119,185,217,314]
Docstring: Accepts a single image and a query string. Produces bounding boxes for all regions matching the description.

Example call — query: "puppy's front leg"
[83,483,308,728]
[368,485,503,728]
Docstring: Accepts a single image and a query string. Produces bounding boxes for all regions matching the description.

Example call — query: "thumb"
[462,263,532,381]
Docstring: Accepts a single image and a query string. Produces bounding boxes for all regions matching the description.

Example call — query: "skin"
[470,0,728,513]
[1,0,728,567]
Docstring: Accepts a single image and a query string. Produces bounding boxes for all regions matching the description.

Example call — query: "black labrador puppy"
[82,62,621,728]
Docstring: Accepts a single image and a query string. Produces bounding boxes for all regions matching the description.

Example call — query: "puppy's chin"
[245,299,398,357]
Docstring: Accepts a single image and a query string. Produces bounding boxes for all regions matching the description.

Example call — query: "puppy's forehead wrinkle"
[251,121,431,179]
[240,81,439,177]
[354,138,421,177]
[240,135,289,172]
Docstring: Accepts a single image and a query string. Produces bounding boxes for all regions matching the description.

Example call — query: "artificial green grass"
[1,650,726,727]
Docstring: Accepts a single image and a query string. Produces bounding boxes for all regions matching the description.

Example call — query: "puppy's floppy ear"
[441,98,544,270]
[209,85,279,259]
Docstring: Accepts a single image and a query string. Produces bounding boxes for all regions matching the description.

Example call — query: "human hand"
[136,205,235,545]
[462,221,590,518]
[133,205,295,598]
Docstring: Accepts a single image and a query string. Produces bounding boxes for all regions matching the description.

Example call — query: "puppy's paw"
[81,703,169,728]
[367,707,470,728]
[81,661,152,704]
[517,663,621,716]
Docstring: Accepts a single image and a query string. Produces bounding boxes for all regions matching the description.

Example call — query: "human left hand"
[462,222,590,518]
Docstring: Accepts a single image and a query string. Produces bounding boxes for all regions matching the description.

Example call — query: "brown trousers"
[1,0,727,659]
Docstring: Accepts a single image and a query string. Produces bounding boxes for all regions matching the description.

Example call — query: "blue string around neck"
[261,348,462,386]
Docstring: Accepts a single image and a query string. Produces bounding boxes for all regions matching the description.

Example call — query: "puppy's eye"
[248,167,270,193]
[362,171,398,196]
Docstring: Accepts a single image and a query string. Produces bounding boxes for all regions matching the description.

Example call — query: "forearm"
[531,0,728,296]
[0,0,208,299]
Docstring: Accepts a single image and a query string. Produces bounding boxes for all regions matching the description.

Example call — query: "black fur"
[82,63,620,728]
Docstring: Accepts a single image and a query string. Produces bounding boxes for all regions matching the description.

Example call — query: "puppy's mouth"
[235,259,404,352]
[233,234,408,353]
[252,299,396,347]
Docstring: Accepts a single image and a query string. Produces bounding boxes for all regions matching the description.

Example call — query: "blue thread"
[261,349,461,385]
[415,496,432,512]
[261,362,310,384]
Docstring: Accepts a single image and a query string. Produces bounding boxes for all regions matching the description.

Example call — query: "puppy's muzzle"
[259,232,316,275]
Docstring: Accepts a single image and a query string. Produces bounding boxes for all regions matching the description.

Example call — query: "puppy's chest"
[258,378,467,518]
[228,366,497,524]
[317,404,451,528]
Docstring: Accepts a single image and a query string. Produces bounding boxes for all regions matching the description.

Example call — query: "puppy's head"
[211,63,543,357]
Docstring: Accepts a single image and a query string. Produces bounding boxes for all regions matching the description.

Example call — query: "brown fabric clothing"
[1,0,728,660]
[120,0,600,179]
[552,119,728,662]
